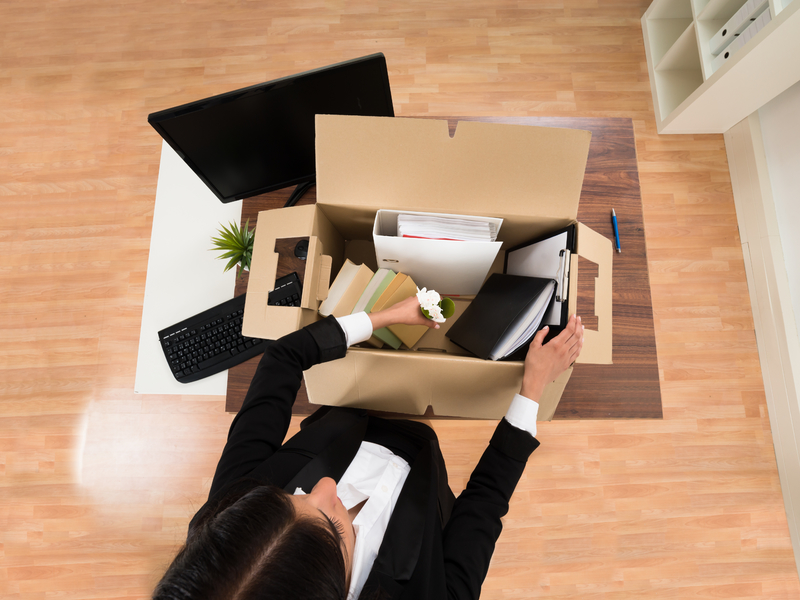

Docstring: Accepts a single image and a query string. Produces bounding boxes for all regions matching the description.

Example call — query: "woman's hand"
[520,315,584,402]
[368,296,440,331]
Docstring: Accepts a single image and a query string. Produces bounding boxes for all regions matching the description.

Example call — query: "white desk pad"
[134,141,242,395]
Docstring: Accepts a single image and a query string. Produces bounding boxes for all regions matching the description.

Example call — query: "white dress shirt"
[292,313,541,598]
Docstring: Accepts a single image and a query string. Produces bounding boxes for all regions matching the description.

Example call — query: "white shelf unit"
[642,0,800,134]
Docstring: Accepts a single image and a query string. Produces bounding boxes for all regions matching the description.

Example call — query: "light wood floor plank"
[2,0,798,598]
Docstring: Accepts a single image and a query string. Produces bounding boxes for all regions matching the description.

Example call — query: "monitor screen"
[147,53,394,203]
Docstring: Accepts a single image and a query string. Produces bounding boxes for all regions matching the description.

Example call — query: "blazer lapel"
[249,408,367,491]
[283,411,368,493]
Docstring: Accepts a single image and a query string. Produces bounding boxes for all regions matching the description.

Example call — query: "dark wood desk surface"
[226,117,661,420]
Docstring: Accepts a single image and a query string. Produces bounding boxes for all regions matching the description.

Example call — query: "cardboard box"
[243,115,613,420]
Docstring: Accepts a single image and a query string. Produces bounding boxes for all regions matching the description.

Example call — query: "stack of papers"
[397,214,497,242]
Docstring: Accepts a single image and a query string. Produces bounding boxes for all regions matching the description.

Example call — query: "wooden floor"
[1,1,798,598]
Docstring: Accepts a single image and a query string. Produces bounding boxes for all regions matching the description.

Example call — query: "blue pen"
[611,208,621,253]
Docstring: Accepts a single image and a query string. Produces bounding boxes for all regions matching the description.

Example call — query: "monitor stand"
[284,179,316,207]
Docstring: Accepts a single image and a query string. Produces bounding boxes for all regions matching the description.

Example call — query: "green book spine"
[364,272,396,313]
[372,327,403,350]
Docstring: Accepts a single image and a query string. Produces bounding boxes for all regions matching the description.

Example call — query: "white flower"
[416,287,446,323]
[427,304,445,323]
[416,287,441,310]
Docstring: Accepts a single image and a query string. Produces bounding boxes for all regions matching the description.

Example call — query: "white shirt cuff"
[336,313,374,347]
[504,393,540,437]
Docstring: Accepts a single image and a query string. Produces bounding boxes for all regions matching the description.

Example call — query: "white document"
[506,229,571,326]
[396,213,497,242]
[134,141,241,395]
[373,210,503,296]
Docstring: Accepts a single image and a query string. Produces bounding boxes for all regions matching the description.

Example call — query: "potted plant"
[210,219,254,276]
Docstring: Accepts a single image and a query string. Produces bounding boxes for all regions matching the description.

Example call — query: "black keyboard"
[268,272,303,307]
[158,294,271,383]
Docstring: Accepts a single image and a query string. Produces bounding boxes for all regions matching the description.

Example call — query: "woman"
[153,296,583,600]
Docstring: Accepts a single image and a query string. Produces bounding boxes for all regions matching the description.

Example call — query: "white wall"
[725,107,800,574]
[758,81,800,347]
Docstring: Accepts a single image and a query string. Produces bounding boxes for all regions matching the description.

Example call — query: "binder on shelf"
[709,0,769,56]
[446,274,557,361]
[504,224,576,333]
[710,8,772,73]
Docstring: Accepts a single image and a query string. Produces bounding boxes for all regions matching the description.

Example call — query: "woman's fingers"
[531,326,549,349]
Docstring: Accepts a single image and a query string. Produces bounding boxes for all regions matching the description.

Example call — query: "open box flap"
[315,115,592,223]
[571,222,613,365]
[305,349,431,416]
[243,205,326,340]
[305,349,572,421]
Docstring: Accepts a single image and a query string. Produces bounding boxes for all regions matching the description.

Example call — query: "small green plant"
[210,219,254,276]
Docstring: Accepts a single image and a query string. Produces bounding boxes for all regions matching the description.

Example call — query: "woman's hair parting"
[153,482,347,600]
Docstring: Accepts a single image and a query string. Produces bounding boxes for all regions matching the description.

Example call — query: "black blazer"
[190,316,540,600]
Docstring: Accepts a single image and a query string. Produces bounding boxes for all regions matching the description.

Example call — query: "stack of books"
[318,260,430,349]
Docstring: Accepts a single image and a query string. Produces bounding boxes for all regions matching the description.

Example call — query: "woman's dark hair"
[153,482,347,600]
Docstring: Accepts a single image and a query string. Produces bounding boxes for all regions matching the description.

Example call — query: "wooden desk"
[226,117,661,420]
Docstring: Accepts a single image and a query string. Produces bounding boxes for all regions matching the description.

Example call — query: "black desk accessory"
[293,238,309,259]
[147,53,394,204]
[446,274,557,361]
[268,272,303,307]
[158,294,270,383]
[285,181,315,208]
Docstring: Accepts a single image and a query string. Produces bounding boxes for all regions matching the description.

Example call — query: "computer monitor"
[147,53,394,204]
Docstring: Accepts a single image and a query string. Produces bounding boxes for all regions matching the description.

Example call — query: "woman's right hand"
[368,296,440,331]
[519,315,584,402]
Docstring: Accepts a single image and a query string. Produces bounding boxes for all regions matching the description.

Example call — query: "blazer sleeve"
[206,316,347,501]
[441,418,540,600]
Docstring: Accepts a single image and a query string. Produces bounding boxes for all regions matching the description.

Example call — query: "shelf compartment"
[645,0,695,64]
[697,0,770,78]
[654,70,705,121]
[696,18,727,78]
[656,22,701,70]
[653,24,704,120]
[647,19,694,63]
[697,0,748,21]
